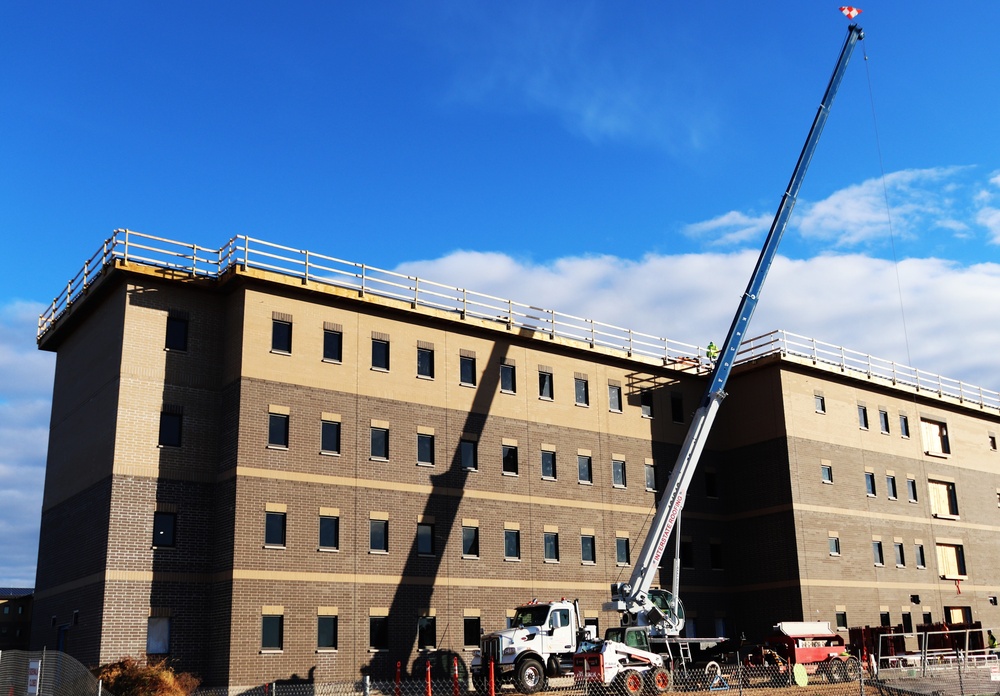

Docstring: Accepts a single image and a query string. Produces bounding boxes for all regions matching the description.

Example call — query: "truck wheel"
[515,658,546,694]
[645,667,671,694]
[615,669,644,696]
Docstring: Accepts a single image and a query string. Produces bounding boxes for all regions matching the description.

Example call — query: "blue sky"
[2,2,999,587]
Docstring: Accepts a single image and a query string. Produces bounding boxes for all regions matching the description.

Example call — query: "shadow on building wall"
[361,342,505,680]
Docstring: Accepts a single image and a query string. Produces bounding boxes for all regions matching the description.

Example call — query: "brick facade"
[31,260,1000,687]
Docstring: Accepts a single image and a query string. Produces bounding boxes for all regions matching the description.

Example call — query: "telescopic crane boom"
[607,23,865,633]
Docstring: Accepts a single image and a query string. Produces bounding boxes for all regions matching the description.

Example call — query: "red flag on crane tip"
[839,6,862,19]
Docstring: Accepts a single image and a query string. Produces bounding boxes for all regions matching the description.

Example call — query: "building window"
[578,455,593,484]
[814,394,826,413]
[502,445,519,475]
[265,512,286,547]
[370,616,389,650]
[900,414,910,438]
[640,391,654,418]
[936,543,967,578]
[541,450,556,479]
[705,471,718,498]
[858,405,869,430]
[575,377,589,406]
[922,612,932,625]
[268,413,289,448]
[873,540,884,566]
[262,615,284,650]
[372,338,390,370]
[417,616,437,650]
[894,542,906,567]
[878,409,890,434]
[581,535,596,564]
[709,541,723,570]
[990,434,998,451]
[907,478,918,502]
[416,346,434,378]
[272,320,292,354]
[500,363,516,393]
[158,411,183,447]
[680,540,694,569]
[318,616,338,649]
[928,480,959,517]
[462,526,480,558]
[370,427,389,460]
[915,543,926,568]
[921,418,950,455]
[147,617,170,655]
[612,460,626,488]
[460,439,478,471]
[616,537,630,565]
[645,465,657,492]
[323,328,343,362]
[543,532,559,562]
[609,384,622,412]
[504,529,521,560]
[460,355,477,386]
[417,433,435,466]
[538,370,553,400]
[321,420,341,454]
[165,316,188,351]
[828,535,840,556]
[671,392,684,423]
[464,617,482,648]
[880,611,891,627]
[886,475,898,500]
[865,472,877,496]
[835,612,848,630]
[320,515,339,550]
[821,464,834,484]
[152,511,176,547]
[417,522,434,556]
[370,520,389,553]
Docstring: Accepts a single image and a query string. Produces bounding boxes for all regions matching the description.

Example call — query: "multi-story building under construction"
[31,230,1000,687]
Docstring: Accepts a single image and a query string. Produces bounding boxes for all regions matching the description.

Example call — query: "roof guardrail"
[37,229,999,412]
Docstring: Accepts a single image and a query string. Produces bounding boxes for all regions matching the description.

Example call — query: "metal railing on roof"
[37,229,1000,413]
[737,329,1000,411]
[37,230,707,366]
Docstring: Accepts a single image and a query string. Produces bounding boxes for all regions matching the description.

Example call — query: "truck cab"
[471,600,595,694]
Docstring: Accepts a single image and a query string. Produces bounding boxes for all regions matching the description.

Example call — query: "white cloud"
[681,211,773,247]
[794,167,966,247]
[398,250,1000,394]
[438,5,713,151]
[976,207,1000,244]
[0,300,55,587]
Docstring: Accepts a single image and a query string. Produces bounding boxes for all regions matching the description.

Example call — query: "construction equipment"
[476,22,864,694]
[746,622,859,683]
[606,21,864,640]
[577,22,865,690]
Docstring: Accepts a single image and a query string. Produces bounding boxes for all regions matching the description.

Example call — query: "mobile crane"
[473,22,864,695]
[579,22,865,691]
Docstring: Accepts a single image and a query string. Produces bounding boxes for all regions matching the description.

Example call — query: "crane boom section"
[620,23,864,616]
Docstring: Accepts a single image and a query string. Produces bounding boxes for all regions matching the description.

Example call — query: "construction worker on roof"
[707,342,719,361]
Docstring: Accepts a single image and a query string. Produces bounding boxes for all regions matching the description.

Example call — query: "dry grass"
[93,656,201,696]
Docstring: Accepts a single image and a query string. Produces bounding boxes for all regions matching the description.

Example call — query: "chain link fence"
[193,659,872,696]
[0,649,110,696]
